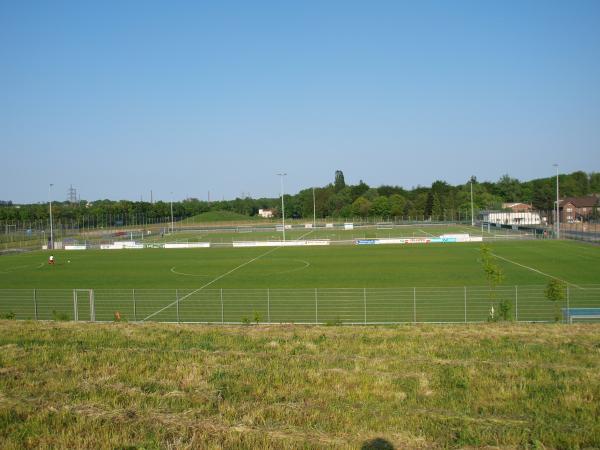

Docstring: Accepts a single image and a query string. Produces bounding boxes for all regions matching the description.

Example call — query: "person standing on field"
[48,255,55,265]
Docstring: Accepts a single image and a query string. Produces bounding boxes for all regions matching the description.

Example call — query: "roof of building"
[502,202,532,209]
[559,196,599,208]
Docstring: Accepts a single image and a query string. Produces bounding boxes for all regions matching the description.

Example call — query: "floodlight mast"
[554,164,560,239]
[49,184,54,250]
[277,173,287,241]
[313,186,316,227]
[470,176,475,227]
[170,192,174,234]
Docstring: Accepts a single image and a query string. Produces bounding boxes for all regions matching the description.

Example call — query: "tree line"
[1,170,599,225]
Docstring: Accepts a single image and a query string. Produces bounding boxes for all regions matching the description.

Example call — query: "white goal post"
[73,289,95,322]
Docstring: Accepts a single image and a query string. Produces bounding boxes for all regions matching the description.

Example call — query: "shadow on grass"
[361,437,394,449]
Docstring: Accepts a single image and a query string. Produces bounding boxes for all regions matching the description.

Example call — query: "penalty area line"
[490,252,584,289]
[142,246,281,321]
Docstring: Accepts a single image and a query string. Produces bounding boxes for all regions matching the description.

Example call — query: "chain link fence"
[1,285,599,324]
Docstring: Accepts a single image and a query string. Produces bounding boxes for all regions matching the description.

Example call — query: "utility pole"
[49,184,54,250]
[277,173,287,241]
[313,186,316,227]
[554,164,560,239]
[170,192,174,234]
[470,176,475,226]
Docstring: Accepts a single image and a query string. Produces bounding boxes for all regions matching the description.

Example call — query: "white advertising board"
[101,243,144,250]
[164,243,210,249]
[233,240,330,248]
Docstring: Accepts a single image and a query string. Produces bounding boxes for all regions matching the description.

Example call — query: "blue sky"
[1,1,599,203]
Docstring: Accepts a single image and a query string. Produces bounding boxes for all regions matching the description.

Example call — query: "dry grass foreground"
[0,321,598,449]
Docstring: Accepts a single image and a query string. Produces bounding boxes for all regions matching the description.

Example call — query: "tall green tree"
[589,172,600,192]
[431,193,443,219]
[389,194,407,218]
[424,192,434,218]
[334,170,346,192]
[351,197,372,217]
[371,196,391,218]
[350,180,370,201]
[496,175,522,202]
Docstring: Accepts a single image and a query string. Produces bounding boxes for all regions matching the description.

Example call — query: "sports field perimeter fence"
[1,285,599,324]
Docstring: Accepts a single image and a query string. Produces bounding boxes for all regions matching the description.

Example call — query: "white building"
[258,209,274,218]
[481,211,543,225]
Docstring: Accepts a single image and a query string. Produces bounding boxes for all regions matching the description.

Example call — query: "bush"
[487,299,512,322]
[498,298,513,321]
[0,311,16,320]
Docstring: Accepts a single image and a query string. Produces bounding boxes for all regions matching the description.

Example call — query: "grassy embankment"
[0,321,598,449]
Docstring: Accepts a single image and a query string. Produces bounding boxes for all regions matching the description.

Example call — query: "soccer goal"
[73,289,95,322]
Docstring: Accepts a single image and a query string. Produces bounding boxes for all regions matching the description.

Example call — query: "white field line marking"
[490,252,584,289]
[266,259,311,275]
[170,267,211,277]
[458,225,488,236]
[419,229,435,237]
[296,229,315,240]
[142,247,280,321]
[0,262,45,274]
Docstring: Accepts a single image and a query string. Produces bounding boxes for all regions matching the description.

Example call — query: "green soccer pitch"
[1,239,599,289]
[1,238,599,323]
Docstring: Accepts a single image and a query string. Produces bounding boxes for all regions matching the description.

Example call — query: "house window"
[566,208,573,212]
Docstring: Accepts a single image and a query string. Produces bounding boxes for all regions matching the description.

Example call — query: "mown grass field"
[2,240,599,290]
[0,239,599,323]
[0,320,598,449]
[181,210,267,224]
[144,223,505,244]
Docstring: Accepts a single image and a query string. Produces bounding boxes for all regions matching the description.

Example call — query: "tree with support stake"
[479,245,511,321]
[545,279,566,322]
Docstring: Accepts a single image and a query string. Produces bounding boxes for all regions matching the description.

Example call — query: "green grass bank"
[0,321,598,449]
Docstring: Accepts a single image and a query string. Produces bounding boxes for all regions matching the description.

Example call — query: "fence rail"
[1,285,599,324]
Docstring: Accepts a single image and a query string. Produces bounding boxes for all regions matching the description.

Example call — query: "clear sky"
[1,1,599,203]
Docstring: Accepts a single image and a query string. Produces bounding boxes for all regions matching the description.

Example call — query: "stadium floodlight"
[553,164,560,239]
[277,173,287,241]
[313,186,316,228]
[470,176,475,226]
[49,183,54,250]
[170,192,174,234]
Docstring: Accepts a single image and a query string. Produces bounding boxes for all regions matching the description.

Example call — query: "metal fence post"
[464,286,467,323]
[133,289,137,321]
[220,288,224,324]
[363,288,367,325]
[566,285,570,324]
[90,290,95,322]
[515,285,518,322]
[73,289,78,322]
[33,289,38,321]
[267,289,271,323]
[413,287,416,324]
[176,289,180,323]
[315,288,318,324]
